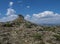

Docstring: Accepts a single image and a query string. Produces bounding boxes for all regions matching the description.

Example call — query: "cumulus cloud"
[0,15,18,22]
[6,8,16,16]
[0,8,18,22]
[0,2,18,22]
[24,14,31,21]
[25,11,60,24]
[10,2,13,6]
[33,11,58,18]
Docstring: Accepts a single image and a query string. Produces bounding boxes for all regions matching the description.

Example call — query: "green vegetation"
[15,22,21,26]
[43,26,55,32]
[40,41,45,44]
[46,40,52,43]
[25,22,32,28]
[38,28,44,31]
[53,34,60,41]
[3,23,13,27]
[32,33,42,40]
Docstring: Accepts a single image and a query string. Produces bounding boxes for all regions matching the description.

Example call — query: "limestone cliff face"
[0,15,60,44]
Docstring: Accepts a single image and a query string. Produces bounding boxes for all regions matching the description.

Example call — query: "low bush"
[3,23,13,27]
[53,34,60,41]
[25,22,32,28]
[32,33,42,40]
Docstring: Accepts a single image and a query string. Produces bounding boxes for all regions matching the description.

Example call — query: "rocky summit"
[0,15,60,44]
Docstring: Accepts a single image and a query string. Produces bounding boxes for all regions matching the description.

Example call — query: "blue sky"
[0,0,60,16]
[0,0,60,24]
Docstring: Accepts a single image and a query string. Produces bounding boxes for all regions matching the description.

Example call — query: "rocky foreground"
[0,15,60,44]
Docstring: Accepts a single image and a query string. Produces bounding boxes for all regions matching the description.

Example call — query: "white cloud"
[0,8,18,22]
[25,11,60,24]
[33,11,58,18]
[6,8,16,16]
[0,2,18,22]
[24,14,31,21]
[10,2,13,6]
[2,8,18,22]
[26,6,30,8]
[0,15,18,22]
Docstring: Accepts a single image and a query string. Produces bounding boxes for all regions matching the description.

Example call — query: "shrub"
[46,40,52,43]
[32,33,42,40]
[25,22,32,28]
[43,27,55,32]
[53,34,60,41]
[3,23,13,27]
[40,41,45,44]
[15,22,21,26]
